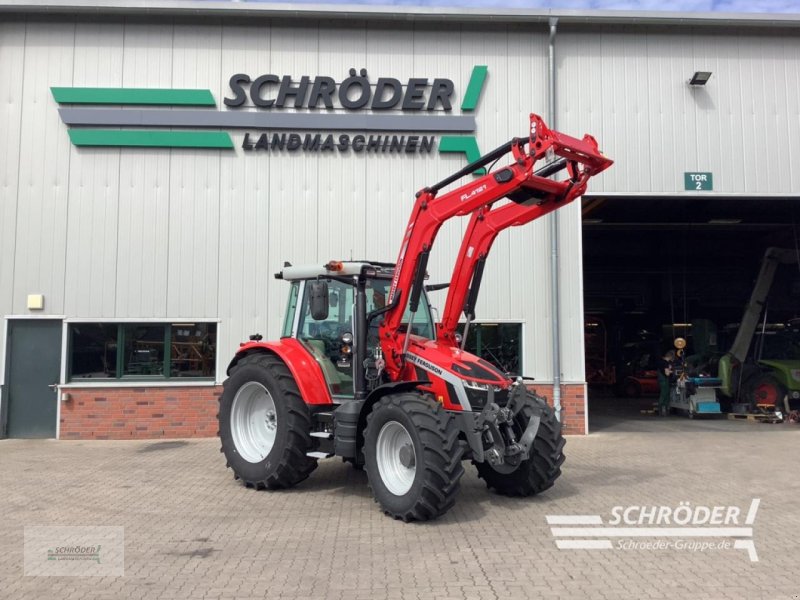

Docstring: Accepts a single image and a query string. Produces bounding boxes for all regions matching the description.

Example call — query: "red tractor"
[218,114,612,521]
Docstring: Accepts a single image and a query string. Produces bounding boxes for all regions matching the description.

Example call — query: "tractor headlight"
[462,381,508,410]
[464,380,490,391]
[463,380,503,393]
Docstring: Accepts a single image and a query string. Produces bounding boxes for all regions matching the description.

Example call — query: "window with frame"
[68,322,217,381]
[459,322,523,376]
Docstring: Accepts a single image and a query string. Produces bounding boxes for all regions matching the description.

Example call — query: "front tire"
[474,392,566,496]
[219,353,317,489]
[364,393,464,521]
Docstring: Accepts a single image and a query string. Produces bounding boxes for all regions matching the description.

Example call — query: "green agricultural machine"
[717,248,800,415]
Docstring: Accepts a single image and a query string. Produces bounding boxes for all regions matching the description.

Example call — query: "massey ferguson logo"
[407,354,444,377]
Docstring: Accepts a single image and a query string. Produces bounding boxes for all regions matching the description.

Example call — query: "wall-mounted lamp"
[689,71,712,86]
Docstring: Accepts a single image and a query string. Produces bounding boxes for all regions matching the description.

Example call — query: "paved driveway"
[1,418,798,600]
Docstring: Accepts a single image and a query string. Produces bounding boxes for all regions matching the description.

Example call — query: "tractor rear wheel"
[363,393,464,521]
[218,353,317,489]
[474,392,565,496]
[748,374,786,410]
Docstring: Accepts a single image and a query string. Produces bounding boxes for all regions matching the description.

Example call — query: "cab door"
[295,280,355,398]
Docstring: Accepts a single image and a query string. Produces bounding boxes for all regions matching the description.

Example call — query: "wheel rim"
[376,421,416,496]
[754,382,779,405]
[231,382,278,463]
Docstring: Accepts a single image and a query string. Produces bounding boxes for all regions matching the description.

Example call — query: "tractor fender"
[227,339,332,406]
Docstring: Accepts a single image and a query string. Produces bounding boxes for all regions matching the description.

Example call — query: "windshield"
[755,331,800,361]
[366,278,435,340]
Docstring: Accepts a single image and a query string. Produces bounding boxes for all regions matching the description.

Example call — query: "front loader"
[218,114,612,521]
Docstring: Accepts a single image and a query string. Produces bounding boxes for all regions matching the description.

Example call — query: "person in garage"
[657,350,675,416]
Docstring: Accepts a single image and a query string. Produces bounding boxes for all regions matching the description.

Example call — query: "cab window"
[297,280,354,397]
[366,279,435,340]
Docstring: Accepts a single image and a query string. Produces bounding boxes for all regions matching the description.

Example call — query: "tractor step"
[314,411,335,424]
[306,451,333,459]
[310,431,333,439]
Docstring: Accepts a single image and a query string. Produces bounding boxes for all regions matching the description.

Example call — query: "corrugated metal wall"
[558,25,800,195]
[0,17,561,384]
[2,16,799,390]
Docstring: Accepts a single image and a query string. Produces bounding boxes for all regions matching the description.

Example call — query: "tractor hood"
[757,359,800,390]
[407,337,511,386]
[404,337,513,411]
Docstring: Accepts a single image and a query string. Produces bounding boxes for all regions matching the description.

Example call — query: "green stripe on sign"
[51,87,216,106]
[68,130,233,149]
[461,66,488,112]
[439,136,485,176]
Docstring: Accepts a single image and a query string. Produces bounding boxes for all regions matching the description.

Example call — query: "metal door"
[4,319,62,438]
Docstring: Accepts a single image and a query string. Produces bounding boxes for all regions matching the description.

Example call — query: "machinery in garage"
[669,337,723,418]
[717,247,800,416]
[216,114,612,521]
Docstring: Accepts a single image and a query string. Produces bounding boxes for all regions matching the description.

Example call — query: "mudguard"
[228,339,332,406]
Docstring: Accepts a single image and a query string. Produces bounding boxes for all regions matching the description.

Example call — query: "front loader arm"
[436,186,563,344]
[379,113,612,379]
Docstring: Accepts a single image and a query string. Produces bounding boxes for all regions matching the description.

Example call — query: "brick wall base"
[59,382,587,440]
[526,383,587,435]
[59,386,222,440]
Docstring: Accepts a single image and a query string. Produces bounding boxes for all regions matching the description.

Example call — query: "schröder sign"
[224,68,456,111]
[52,65,489,165]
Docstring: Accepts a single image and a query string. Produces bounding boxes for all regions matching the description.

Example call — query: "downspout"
[547,17,562,424]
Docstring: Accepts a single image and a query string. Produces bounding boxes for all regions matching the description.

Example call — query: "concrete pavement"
[1,417,798,599]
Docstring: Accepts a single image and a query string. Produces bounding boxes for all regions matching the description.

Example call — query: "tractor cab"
[278,261,435,400]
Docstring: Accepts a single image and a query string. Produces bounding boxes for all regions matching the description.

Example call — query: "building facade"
[1,1,799,438]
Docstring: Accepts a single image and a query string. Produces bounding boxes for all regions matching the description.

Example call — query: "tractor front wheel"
[218,353,317,489]
[363,393,464,521]
[474,392,565,496]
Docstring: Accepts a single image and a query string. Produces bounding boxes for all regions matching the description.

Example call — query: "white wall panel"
[264,24,323,341]
[167,24,223,319]
[12,21,74,315]
[217,24,273,365]
[557,202,585,383]
[363,24,416,268]
[0,20,25,404]
[0,20,26,364]
[558,27,800,195]
[64,21,123,318]
[115,22,173,317]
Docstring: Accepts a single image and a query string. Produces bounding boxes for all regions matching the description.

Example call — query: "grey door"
[4,319,62,438]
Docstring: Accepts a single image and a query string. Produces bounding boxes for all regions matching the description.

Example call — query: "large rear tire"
[219,353,317,489]
[474,392,565,496]
[747,374,786,410]
[364,393,464,522]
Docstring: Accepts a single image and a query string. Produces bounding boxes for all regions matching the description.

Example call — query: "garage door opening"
[582,196,800,432]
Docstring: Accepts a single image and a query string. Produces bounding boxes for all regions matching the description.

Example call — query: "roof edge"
[1,0,799,27]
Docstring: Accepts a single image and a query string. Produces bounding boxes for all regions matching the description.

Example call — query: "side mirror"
[309,281,329,321]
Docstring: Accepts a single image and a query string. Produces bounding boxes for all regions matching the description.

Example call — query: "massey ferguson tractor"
[218,114,612,521]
